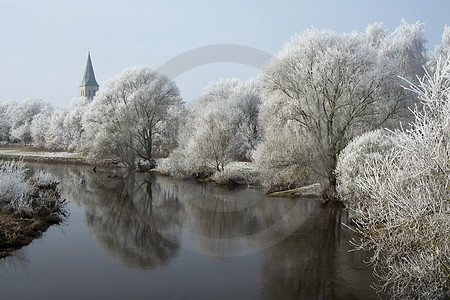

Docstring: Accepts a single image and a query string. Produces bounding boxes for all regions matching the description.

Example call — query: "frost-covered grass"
[0,145,86,159]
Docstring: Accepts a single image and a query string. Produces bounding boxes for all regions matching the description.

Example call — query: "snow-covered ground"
[155,158,257,173]
[224,161,257,172]
[0,148,86,159]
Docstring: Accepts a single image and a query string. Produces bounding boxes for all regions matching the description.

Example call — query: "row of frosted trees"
[1,21,447,191]
[0,97,88,150]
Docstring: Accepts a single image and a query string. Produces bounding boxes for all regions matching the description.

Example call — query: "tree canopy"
[84,67,183,169]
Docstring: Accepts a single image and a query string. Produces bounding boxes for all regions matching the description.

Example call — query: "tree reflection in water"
[61,166,317,261]
[64,167,182,270]
[23,164,377,299]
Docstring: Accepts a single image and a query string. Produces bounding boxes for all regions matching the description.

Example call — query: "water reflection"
[0,249,28,273]
[60,166,318,260]
[260,207,375,299]
[155,175,317,257]
[16,164,378,299]
[62,168,182,270]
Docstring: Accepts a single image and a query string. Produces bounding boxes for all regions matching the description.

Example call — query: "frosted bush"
[0,161,63,212]
[156,154,193,178]
[0,160,29,207]
[252,125,314,190]
[32,170,59,186]
[335,129,396,208]
[212,164,259,186]
[340,58,450,299]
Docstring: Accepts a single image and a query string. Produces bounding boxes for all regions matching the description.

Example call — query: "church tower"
[80,51,99,99]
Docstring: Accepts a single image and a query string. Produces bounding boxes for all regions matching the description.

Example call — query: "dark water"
[0,164,378,299]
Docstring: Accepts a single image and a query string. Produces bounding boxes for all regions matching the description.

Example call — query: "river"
[0,164,378,299]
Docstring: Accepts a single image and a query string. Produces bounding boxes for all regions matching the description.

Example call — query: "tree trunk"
[322,152,338,201]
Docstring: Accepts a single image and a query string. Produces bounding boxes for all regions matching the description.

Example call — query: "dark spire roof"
[80,52,99,87]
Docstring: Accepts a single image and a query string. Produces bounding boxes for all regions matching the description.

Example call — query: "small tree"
[165,79,261,176]
[85,67,183,169]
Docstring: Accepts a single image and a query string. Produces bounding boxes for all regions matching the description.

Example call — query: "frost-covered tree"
[152,103,186,157]
[252,124,314,190]
[230,80,262,159]
[187,99,239,172]
[337,58,449,299]
[8,99,51,144]
[0,97,91,150]
[63,97,90,151]
[30,107,70,150]
[0,101,16,141]
[429,25,450,71]
[84,67,183,169]
[30,111,52,148]
[163,78,261,176]
[45,107,69,149]
[364,22,387,47]
[380,20,427,81]
[255,22,424,197]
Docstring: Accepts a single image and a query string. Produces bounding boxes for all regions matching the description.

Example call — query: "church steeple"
[80,51,99,99]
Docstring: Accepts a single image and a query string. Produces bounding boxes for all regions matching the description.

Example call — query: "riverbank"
[0,160,68,258]
[0,145,322,198]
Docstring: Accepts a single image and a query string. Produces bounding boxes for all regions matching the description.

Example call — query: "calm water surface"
[0,164,378,299]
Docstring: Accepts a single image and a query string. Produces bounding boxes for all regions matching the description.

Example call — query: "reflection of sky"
[0,164,379,299]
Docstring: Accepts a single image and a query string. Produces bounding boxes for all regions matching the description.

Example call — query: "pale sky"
[1,0,449,107]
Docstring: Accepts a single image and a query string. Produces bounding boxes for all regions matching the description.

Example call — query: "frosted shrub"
[212,164,260,186]
[32,170,59,186]
[335,129,396,209]
[156,154,193,178]
[0,161,64,212]
[252,126,314,190]
[341,59,450,299]
[0,160,29,208]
